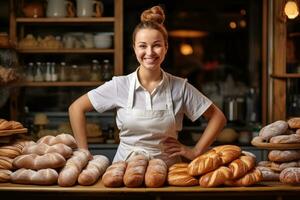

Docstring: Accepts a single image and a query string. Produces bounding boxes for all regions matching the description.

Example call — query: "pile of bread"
[252,118,300,184]
[0,119,24,132]
[102,145,262,188]
[0,133,110,186]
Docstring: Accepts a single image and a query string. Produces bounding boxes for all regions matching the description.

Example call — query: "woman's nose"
[146,47,154,55]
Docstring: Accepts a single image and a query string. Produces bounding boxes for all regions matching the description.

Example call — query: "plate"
[251,137,300,150]
[0,128,28,137]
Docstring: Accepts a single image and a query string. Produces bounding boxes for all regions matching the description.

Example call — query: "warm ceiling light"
[169,30,208,38]
[284,0,299,19]
[180,43,193,55]
[229,21,237,29]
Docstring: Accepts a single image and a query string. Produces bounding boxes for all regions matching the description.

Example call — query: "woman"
[69,5,226,167]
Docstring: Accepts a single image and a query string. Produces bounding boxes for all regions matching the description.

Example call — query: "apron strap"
[127,74,136,109]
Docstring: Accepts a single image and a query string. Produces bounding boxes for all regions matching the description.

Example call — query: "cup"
[47,0,73,17]
[76,0,104,17]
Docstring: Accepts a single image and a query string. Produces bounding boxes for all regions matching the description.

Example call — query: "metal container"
[223,96,246,122]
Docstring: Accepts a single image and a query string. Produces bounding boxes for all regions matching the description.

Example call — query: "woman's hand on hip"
[162,136,197,161]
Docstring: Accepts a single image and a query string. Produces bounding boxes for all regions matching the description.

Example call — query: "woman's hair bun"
[141,6,165,25]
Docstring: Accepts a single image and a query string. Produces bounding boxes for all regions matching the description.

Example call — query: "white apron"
[113,73,181,167]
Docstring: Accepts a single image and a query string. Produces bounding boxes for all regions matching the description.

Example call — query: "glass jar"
[102,59,113,81]
[25,62,35,81]
[70,64,80,81]
[59,61,67,81]
[90,59,102,81]
[34,62,44,82]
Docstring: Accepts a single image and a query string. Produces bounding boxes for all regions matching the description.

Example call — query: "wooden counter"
[1,181,300,200]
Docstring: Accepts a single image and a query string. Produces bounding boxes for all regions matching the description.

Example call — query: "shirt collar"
[133,67,167,91]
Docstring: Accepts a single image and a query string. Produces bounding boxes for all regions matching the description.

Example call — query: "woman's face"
[133,28,167,71]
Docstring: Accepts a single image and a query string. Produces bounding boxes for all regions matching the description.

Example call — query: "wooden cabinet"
[8,0,123,119]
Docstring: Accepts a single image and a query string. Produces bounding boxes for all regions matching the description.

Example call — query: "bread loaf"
[37,133,77,149]
[0,156,13,170]
[0,119,13,130]
[188,151,222,176]
[102,161,127,187]
[13,152,66,170]
[268,150,300,162]
[22,143,73,158]
[279,167,300,184]
[199,166,233,187]
[270,133,300,144]
[58,149,89,187]
[145,158,167,188]
[123,155,148,187]
[258,160,272,167]
[270,160,300,172]
[0,169,12,182]
[212,145,242,164]
[288,118,300,129]
[296,129,300,134]
[257,166,280,181]
[168,163,198,186]
[78,155,110,186]
[259,120,289,141]
[11,168,58,185]
[225,168,262,186]
[0,145,22,158]
[228,154,256,179]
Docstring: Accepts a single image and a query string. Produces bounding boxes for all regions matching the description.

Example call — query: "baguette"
[78,155,110,186]
[123,155,148,187]
[102,161,127,187]
[11,168,58,185]
[22,143,73,158]
[145,158,167,188]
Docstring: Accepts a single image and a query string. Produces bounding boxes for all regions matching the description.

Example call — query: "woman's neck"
[138,66,162,93]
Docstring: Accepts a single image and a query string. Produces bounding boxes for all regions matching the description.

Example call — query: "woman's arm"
[163,104,227,161]
[68,94,94,150]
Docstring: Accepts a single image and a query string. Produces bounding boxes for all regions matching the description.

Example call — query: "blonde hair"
[132,6,168,47]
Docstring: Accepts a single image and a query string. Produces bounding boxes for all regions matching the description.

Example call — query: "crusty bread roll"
[199,166,232,187]
[168,163,198,186]
[11,168,58,185]
[145,158,167,188]
[270,133,300,144]
[279,167,300,184]
[123,155,148,187]
[259,120,289,141]
[13,152,66,170]
[58,149,89,187]
[188,151,222,176]
[0,156,13,170]
[257,166,280,181]
[258,160,272,167]
[268,150,300,162]
[37,133,77,149]
[225,168,262,186]
[288,118,300,129]
[0,169,12,182]
[22,143,73,158]
[270,160,300,172]
[0,145,22,158]
[228,154,256,179]
[102,161,127,187]
[78,155,110,186]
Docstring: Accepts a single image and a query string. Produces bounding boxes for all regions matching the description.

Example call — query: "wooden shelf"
[16,48,114,54]
[16,17,115,24]
[271,73,300,79]
[14,81,104,87]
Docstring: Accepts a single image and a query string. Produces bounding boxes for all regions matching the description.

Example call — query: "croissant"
[199,166,233,187]
[228,154,256,179]
[225,168,262,186]
[0,169,12,182]
[168,163,198,186]
[22,143,73,158]
[58,149,89,187]
[78,155,110,186]
[11,168,58,185]
[37,133,77,149]
[188,151,222,176]
[145,158,167,188]
[13,152,66,170]
[102,161,127,187]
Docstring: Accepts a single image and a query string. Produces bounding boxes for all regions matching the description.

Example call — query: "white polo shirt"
[87,69,212,131]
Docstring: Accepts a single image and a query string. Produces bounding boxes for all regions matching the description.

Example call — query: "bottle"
[59,62,67,81]
[34,62,44,82]
[51,62,58,81]
[102,59,113,81]
[90,59,101,81]
[70,64,80,81]
[246,87,258,123]
[25,62,34,81]
[45,62,52,82]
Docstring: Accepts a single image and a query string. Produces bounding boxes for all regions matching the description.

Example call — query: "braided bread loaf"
[212,145,242,164]
[123,155,148,188]
[0,119,23,130]
[168,163,198,186]
[225,168,262,186]
[0,156,13,170]
[228,153,256,179]
[58,149,89,187]
[145,158,167,188]
[199,166,233,187]
[78,155,110,186]
[11,168,58,185]
[0,169,12,182]
[102,161,127,187]
[0,145,22,158]
[22,143,73,158]
[37,133,77,149]
[13,152,66,170]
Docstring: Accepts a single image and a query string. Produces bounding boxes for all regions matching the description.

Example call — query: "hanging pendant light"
[284,0,299,19]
